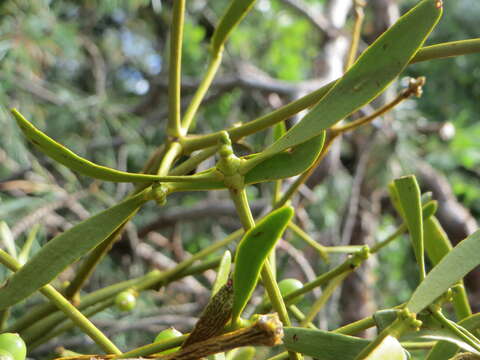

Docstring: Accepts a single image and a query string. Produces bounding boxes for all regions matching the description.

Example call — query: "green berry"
[0,333,26,360]
[154,328,182,355]
[278,278,304,304]
[115,290,137,312]
[0,349,14,360]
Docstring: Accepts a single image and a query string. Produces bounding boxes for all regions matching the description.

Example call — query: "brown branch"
[51,314,283,360]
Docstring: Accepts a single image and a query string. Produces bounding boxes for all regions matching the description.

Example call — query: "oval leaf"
[232,206,294,321]
[11,109,218,184]
[284,327,369,360]
[0,191,149,309]
[407,230,480,314]
[394,175,425,277]
[243,132,325,185]
[263,0,442,156]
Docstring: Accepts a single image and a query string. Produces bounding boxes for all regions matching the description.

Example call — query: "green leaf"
[211,0,257,54]
[388,182,406,219]
[243,132,325,184]
[273,121,287,142]
[0,191,150,309]
[263,0,443,155]
[211,250,232,298]
[232,206,294,322]
[284,327,369,360]
[424,216,452,266]
[11,109,219,184]
[426,313,480,360]
[407,230,480,313]
[394,175,425,278]
[406,326,480,355]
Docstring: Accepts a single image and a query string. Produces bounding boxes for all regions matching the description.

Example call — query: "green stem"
[0,249,121,354]
[20,246,232,343]
[288,305,317,329]
[345,0,365,71]
[431,311,480,353]
[333,316,376,335]
[181,82,335,152]
[258,247,368,313]
[6,302,56,333]
[370,224,407,254]
[288,221,329,262]
[228,188,300,360]
[354,309,419,360]
[117,335,188,358]
[181,54,222,134]
[325,245,366,253]
[181,39,480,153]
[65,146,182,302]
[451,283,473,320]
[64,219,133,300]
[29,299,114,350]
[411,38,480,63]
[157,141,183,176]
[169,146,218,175]
[229,189,255,229]
[300,272,349,326]
[18,223,39,264]
[167,0,185,138]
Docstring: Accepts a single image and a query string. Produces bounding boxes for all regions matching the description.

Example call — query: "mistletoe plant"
[1,0,480,359]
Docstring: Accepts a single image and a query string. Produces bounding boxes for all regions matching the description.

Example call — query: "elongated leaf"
[284,327,369,359]
[232,206,294,321]
[244,132,325,184]
[11,109,219,184]
[263,0,443,156]
[407,230,480,313]
[388,182,406,219]
[0,191,150,309]
[273,121,287,141]
[211,0,257,54]
[407,327,480,355]
[424,217,473,358]
[394,175,425,277]
[424,216,452,266]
